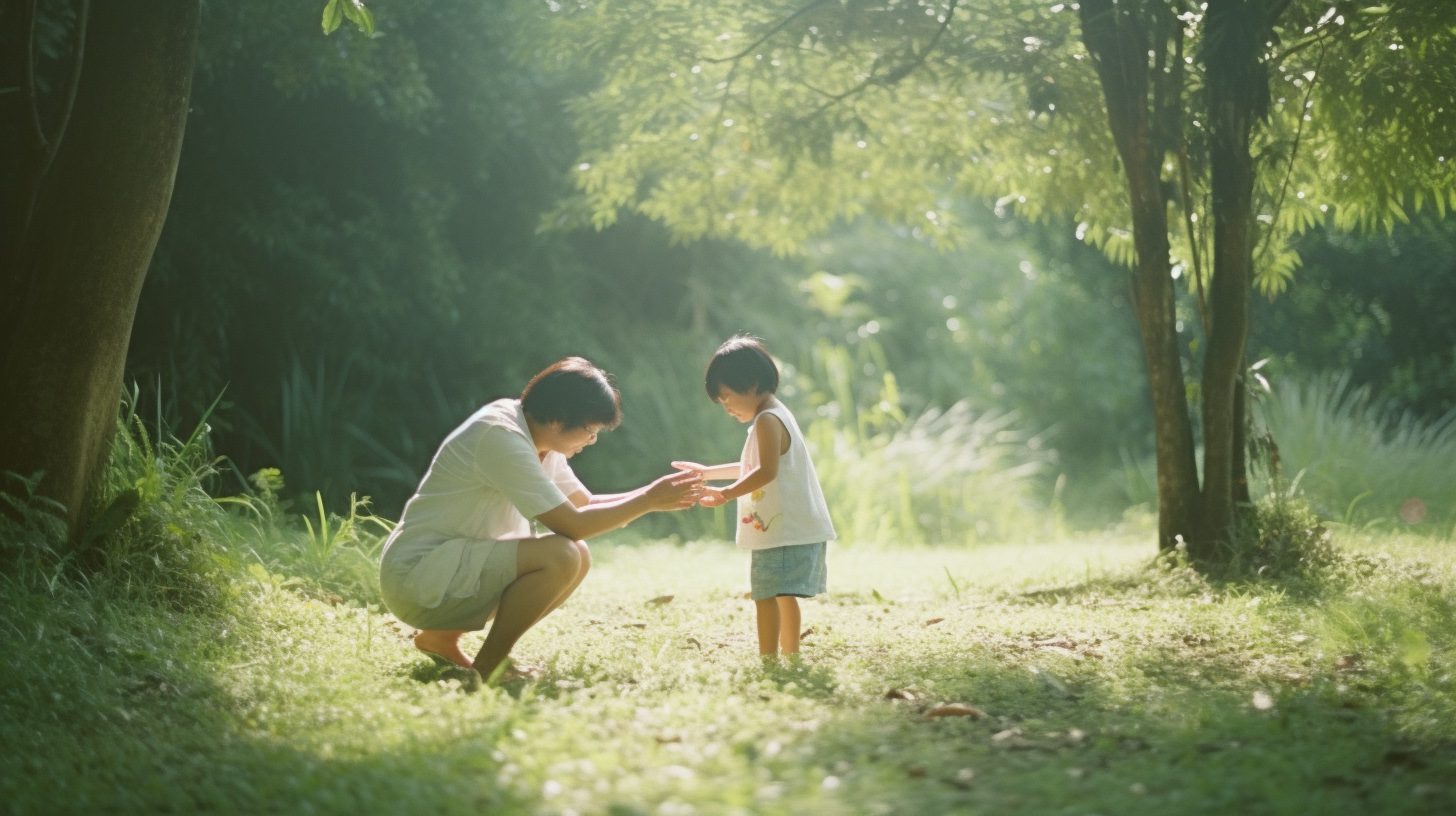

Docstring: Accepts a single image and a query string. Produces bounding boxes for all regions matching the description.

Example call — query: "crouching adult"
[379,357,702,685]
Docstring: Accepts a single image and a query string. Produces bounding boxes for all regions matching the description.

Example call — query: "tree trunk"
[1081,0,1200,550]
[0,0,200,547]
[1198,0,1276,560]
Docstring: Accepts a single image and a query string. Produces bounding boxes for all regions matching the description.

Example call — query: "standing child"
[674,335,836,660]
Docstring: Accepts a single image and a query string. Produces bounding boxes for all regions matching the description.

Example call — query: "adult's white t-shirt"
[380,398,584,609]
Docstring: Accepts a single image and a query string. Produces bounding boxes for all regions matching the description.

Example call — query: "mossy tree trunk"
[0,0,200,547]
[1082,0,1283,560]
[1080,0,1201,552]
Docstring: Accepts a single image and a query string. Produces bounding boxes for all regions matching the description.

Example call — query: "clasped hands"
[668,461,730,508]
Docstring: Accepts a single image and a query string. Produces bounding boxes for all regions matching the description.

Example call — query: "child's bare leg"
[776,596,802,655]
[473,536,583,680]
[413,629,472,668]
[754,598,780,656]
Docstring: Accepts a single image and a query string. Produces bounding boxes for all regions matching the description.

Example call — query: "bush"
[88,387,240,611]
[1217,494,1342,582]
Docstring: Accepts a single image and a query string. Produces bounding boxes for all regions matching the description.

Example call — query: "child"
[674,335,836,660]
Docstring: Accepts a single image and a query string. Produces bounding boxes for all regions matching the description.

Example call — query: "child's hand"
[698,487,729,508]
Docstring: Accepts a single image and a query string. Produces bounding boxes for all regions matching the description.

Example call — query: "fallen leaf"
[926,703,986,719]
[654,734,682,744]
[800,626,816,640]
[647,595,674,606]
[924,617,945,626]
[884,688,919,702]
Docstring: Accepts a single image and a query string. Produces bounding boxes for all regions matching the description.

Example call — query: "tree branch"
[1255,40,1325,270]
[794,0,959,123]
[702,0,832,64]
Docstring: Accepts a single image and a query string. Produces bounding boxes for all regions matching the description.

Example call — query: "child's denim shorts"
[750,542,827,601]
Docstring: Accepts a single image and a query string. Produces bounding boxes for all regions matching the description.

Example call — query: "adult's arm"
[537,470,702,541]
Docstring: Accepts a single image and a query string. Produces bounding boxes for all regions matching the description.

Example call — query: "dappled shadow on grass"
[760,658,839,698]
[0,580,534,815]
[767,615,1456,815]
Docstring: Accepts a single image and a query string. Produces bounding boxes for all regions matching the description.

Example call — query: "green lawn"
[2,534,1453,814]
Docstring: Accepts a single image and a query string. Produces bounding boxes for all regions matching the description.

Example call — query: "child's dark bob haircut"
[705,335,779,400]
[521,357,622,430]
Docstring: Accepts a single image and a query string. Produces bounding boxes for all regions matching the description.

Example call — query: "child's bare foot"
[413,630,471,668]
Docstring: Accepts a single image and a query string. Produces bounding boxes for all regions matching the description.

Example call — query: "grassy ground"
[2,532,1453,815]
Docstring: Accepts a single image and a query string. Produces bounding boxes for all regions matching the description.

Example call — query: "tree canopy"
[523,0,1455,556]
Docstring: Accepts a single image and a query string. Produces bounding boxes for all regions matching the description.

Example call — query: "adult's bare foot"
[483,659,544,686]
[413,630,472,668]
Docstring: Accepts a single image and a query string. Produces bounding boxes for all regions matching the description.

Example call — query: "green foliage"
[1255,371,1456,535]
[1218,494,1343,583]
[237,484,394,605]
[86,387,240,611]
[0,471,69,580]
[1251,214,1456,420]
[320,0,374,37]
[534,0,1455,289]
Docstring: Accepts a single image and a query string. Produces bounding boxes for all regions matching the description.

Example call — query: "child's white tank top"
[736,397,837,550]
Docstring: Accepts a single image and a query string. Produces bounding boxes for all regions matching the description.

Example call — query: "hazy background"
[124,1,1456,543]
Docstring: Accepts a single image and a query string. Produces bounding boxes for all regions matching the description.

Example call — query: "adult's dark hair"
[521,357,622,430]
[704,335,779,400]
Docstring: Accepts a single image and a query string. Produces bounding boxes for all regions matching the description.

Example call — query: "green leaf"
[343,0,375,37]
[321,0,344,35]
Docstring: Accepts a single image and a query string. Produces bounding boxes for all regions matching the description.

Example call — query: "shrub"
[87,387,240,611]
[1218,494,1342,582]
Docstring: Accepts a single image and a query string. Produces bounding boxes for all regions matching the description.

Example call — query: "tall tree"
[527,0,1455,561]
[1,0,200,546]
[0,0,371,548]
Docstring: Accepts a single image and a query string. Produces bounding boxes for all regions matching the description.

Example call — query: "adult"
[379,357,702,685]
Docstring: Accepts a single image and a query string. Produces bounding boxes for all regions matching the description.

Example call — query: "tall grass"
[810,401,1054,546]
[231,474,394,605]
[87,385,241,610]
[1256,371,1456,536]
[0,471,69,583]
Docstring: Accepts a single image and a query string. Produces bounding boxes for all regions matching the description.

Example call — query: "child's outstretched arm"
[671,460,741,481]
[696,414,785,508]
